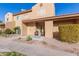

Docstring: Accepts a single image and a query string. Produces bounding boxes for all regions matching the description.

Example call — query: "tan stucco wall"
[5,21,15,29]
[14,12,32,21]
[26,23,36,36]
[31,3,55,19]
[14,3,55,21]
[5,12,15,29]
[5,12,14,22]
[21,22,36,36]
[21,23,27,36]
[0,25,5,31]
[45,20,53,38]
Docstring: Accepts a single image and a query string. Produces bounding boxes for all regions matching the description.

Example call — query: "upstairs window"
[40,3,43,7]
[16,16,19,20]
[7,18,8,21]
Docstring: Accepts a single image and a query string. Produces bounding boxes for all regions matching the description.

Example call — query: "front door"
[36,22,45,36]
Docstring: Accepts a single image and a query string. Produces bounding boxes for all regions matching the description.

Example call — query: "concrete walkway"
[0,37,76,56]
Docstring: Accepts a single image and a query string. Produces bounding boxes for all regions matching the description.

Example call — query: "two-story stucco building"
[5,3,79,39]
[5,3,55,38]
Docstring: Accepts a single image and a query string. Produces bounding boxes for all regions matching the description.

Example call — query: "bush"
[4,29,14,34]
[26,35,32,41]
[0,30,2,35]
[42,41,47,45]
[59,24,79,43]
[1,52,25,56]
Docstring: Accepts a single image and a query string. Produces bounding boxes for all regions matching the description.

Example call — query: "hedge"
[59,24,79,43]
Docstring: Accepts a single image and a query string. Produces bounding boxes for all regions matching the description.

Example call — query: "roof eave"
[13,9,32,16]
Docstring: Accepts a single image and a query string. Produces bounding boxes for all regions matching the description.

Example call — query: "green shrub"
[0,52,25,56]
[4,29,14,34]
[5,52,11,56]
[42,41,47,45]
[0,30,2,35]
[26,35,32,41]
[59,24,79,43]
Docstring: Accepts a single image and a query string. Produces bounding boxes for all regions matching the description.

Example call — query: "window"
[38,6,50,17]
[16,16,19,20]
[7,18,8,21]
[40,3,43,7]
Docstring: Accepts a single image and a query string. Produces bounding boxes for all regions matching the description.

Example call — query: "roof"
[13,9,32,16]
[22,13,79,23]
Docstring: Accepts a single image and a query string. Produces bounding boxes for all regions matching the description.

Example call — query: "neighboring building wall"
[0,24,5,31]
[5,12,14,22]
[5,12,15,29]
[14,12,32,21]
[13,11,32,35]
[5,21,15,29]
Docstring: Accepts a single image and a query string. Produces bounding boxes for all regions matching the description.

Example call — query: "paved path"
[0,37,76,56]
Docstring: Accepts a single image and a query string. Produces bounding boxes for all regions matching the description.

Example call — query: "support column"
[45,20,53,38]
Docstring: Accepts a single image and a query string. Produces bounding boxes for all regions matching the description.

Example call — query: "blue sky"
[0,3,79,21]
[55,3,79,16]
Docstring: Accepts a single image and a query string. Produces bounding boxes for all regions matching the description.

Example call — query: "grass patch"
[0,52,25,56]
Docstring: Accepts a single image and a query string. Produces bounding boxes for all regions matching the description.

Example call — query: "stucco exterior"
[4,3,79,39]
[45,21,53,38]
[5,12,15,29]
[4,3,55,38]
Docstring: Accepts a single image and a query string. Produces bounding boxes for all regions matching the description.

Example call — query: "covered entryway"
[22,20,45,36]
[22,18,54,39]
[35,22,45,36]
[22,21,45,41]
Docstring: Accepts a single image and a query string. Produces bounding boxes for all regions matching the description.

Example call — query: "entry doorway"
[35,22,45,36]
[14,27,21,34]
